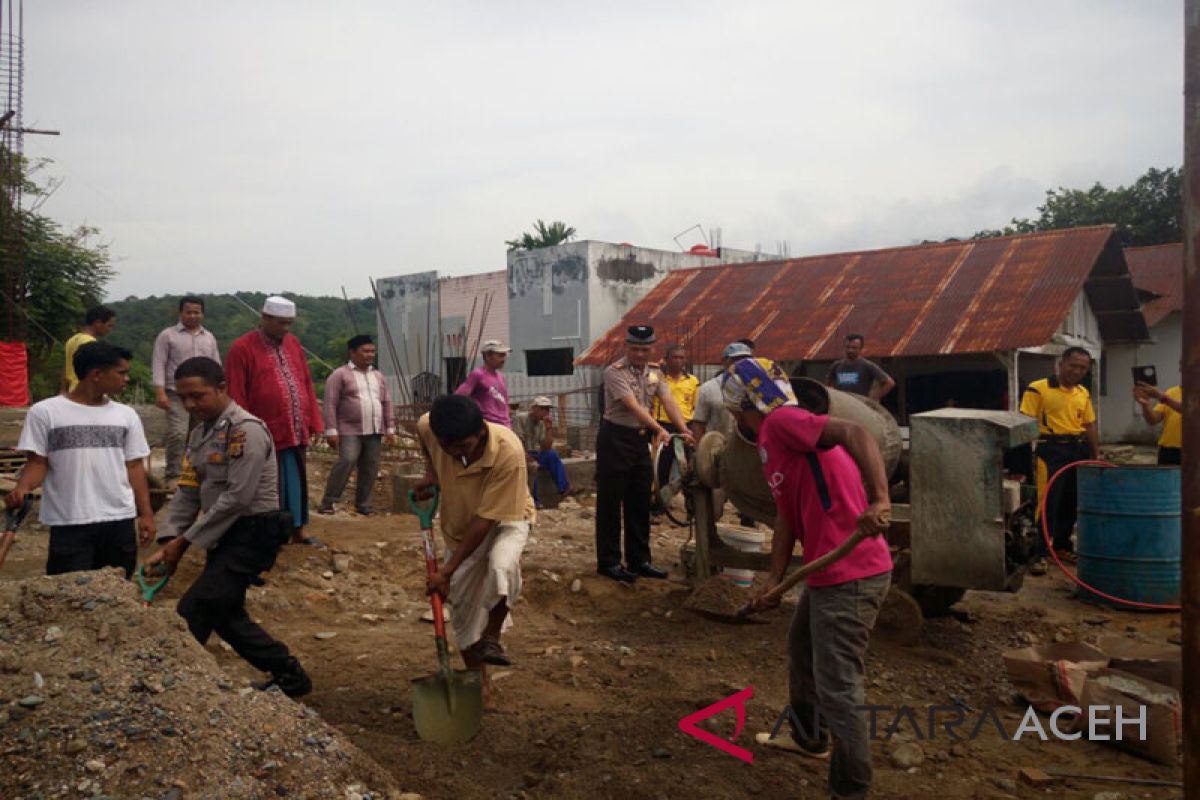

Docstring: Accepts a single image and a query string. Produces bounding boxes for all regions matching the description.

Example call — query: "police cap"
[626,325,656,344]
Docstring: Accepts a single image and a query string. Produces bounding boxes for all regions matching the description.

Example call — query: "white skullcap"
[262,296,296,318]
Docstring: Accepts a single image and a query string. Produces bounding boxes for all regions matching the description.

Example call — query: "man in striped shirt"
[318,335,396,515]
[152,296,221,485]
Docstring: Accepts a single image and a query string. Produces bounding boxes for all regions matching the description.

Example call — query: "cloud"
[17,0,1183,298]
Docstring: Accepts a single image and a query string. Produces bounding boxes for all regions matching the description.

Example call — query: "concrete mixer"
[681,378,1041,630]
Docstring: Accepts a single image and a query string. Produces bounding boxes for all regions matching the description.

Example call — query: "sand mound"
[0,568,403,800]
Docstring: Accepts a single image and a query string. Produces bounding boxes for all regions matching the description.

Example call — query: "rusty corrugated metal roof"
[1125,243,1183,327]
[577,226,1148,366]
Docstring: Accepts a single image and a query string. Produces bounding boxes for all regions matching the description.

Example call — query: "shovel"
[0,495,34,569]
[408,487,483,745]
[136,563,171,607]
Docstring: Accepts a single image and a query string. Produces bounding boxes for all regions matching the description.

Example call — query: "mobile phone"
[1132,365,1157,387]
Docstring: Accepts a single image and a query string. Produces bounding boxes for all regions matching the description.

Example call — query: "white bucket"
[718,526,766,588]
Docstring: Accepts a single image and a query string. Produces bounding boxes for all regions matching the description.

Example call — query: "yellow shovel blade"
[411,668,483,744]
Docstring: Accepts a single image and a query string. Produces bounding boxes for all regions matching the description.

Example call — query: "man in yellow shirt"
[62,306,117,393]
[1134,382,1183,465]
[415,394,535,705]
[653,344,700,430]
[651,344,699,517]
[1019,347,1099,561]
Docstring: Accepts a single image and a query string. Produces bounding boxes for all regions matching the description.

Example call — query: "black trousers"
[47,518,137,578]
[177,521,293,676]
[1158,446,1182,466]
[1036,438,1091,553]
[595,420,653,570]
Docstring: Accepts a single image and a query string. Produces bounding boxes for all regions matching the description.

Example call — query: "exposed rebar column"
[1182,0,1199,794]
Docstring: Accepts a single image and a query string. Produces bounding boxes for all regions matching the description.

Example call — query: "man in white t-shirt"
[5,341,156,577]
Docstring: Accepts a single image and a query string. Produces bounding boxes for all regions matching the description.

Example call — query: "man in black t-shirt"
[825,334,895,400]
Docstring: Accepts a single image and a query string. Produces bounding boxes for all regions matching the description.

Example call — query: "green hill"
[99,292,378,401]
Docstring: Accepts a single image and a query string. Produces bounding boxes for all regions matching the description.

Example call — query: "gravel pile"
[0,568,405,800]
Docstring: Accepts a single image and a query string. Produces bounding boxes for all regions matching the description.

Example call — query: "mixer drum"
[717,378,901,526]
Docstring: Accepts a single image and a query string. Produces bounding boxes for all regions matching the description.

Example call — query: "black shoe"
[471,638,512,667]
[630,563,668,579]
[355,506,373,516]
[597,565,638,584]
[255,658,312,698]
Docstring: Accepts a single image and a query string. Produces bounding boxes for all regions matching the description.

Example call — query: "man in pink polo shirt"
[455,340,512,427]
[726,358,891,800]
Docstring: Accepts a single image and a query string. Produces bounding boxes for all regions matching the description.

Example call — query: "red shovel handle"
[420,527,448,640]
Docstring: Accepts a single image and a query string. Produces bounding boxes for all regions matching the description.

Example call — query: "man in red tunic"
[225,296,324,545]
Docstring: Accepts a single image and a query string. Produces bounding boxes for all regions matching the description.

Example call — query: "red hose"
[1040,459,1181,611]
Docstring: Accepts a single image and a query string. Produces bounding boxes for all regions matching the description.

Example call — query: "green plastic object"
[407,486,440,528]
[136,564,170,606]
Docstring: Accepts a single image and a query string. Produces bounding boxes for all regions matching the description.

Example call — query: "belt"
[1038,434,1087,445]
[600,419,648,438]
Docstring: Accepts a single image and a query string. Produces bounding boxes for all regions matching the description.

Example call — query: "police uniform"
[595,326,673,579]
[1019,375,1096,554]
[161,399,310,694]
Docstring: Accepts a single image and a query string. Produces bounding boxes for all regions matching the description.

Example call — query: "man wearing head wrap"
[225,296,325,545]
[594,325,693,583]
[318,335,396,516]
[725,358,892,800]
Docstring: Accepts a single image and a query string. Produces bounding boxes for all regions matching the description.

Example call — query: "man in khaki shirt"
[416,394,534,705]
[595,325,692,583]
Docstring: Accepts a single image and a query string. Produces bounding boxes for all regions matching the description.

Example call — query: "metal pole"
[1182,1,1199,794]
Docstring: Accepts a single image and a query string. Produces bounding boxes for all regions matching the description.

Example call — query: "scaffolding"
[0,0,23,341]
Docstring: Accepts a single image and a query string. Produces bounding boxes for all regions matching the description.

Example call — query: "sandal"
[470,638,512,667]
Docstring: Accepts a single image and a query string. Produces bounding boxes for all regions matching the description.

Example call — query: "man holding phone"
[1134,377,1183,466]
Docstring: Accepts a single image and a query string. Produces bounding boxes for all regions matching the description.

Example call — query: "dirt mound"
[0,568,405,800]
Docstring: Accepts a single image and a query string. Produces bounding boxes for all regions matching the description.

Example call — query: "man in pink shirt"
[726,358,891,800]
[455,340,511,427]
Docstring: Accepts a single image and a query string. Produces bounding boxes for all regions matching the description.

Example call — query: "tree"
[971,166,1181,247]
[505,219,578,252]
[1,152,116,399]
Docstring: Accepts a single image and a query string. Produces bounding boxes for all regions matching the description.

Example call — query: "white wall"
[1099,312,1182,443]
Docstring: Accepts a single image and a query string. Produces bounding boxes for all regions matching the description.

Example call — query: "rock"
[74,574,93,585]
[889,742,923,769]
[17,695,44,708]
[315,631,338,640]
[1092,793,1123,800]
[84,759,105,773]
[570,578,582,593]
[96,622,110,642]
[36,584,57,598]
[322,571,335,580]
[569,655,585,670]
[65,739,87,754]
[707,649,717,662]
[44,625,64,643]
[32,672,44,689]
[652,747,671,758]
[397,794,423,800]
[360,614,381,623]
[332,555,352,574]
[993,778,1017,792]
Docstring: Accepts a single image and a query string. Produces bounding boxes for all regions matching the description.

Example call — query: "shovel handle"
[0,531,14,570]
[738,524,875,617]
[136,564,170,604]
[407,486,440,529]
[420,527,449,641]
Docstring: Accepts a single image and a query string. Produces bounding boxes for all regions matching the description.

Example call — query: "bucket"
[718,526,766,587]
[1076,465,1181,608]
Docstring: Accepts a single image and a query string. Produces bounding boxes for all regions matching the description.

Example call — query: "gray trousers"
[788,571,891,800]
[321,434,383,510]
[164,389,193,480]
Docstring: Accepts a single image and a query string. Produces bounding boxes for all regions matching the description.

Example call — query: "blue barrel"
[1076,465,1180,608]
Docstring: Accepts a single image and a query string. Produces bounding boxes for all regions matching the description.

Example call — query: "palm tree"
[505,219,577,252]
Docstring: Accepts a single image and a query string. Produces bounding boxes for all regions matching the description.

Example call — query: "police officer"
[1019,347,1099,565]
[146,356,311,697]
[595,325,693,583]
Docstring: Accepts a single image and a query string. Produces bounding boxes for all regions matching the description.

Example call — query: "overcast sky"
[21,1,1184,300]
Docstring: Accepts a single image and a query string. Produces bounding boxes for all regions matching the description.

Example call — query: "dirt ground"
[0,482,1185,799]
